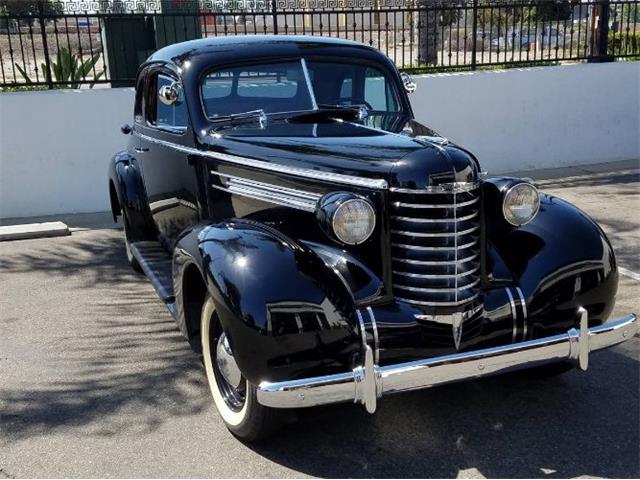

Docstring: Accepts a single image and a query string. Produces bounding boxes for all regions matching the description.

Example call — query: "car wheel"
[122,212,142,273]
[201,294,283,441]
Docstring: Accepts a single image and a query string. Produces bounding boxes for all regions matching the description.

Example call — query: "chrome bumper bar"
[257,309,638,413]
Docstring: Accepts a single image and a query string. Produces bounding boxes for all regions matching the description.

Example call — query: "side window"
[134,73,145,124]
[364,67,399,112]
[146,72,188,131]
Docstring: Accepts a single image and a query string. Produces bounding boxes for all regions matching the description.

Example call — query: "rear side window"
[201,61,313,118]
[146,73,188,131]
[134,73,145,123]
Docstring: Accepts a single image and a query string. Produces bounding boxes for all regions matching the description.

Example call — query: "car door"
[135,67,201,248]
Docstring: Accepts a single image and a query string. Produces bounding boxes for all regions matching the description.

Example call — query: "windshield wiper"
[208,109,267,133]
[288,104,369,122]
[316,103,367,111]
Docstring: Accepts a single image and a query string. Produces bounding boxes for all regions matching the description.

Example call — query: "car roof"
[144,35,386,75]
[149,35,372,60]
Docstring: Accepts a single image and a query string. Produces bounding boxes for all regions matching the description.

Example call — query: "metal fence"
[1,0,638,88]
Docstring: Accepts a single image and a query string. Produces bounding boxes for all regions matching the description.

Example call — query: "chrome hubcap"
[215,333,242,389]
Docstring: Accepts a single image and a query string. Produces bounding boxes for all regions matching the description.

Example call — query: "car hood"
[198,117,480,190]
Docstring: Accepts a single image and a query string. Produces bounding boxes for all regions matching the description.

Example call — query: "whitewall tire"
[200,294,283,440]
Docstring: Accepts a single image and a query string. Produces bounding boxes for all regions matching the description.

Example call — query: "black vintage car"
[109,35,637,440]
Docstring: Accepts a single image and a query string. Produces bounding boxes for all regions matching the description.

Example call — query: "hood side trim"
[134,132,388,189]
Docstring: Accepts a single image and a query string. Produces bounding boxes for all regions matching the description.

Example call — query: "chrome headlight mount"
[317,192,376,245]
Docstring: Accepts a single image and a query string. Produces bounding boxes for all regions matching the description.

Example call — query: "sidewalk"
[1,158,637,231]
[506,158,639,184]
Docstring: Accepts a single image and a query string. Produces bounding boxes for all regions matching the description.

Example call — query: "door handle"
[135,147,150,153]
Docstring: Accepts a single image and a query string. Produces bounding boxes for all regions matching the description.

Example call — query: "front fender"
[175,220,361,384]
[108,150,156,241]
[488,192,618,337]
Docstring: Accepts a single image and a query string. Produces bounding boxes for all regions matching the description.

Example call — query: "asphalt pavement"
[1,161,638,478]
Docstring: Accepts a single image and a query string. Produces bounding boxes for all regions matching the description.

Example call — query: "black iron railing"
[0,0,638,88]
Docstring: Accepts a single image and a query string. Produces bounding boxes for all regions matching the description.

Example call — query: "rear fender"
[173,220,361,384]
[108,150,156,241]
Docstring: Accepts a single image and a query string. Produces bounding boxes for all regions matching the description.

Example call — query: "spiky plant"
[15,47,104,88]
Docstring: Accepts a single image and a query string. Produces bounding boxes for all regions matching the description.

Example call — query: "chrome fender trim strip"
[515,287,528,341]
[356,309,367,354]
[366,306,380,365]
[505,287,517,343]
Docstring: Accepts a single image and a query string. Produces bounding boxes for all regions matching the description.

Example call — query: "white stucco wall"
[1,61,638,219]
[410,61,640,173]
[0,88,135,219]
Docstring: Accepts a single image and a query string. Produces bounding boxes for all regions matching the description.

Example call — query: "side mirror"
[158,81,182,106]
[400,72,416,94]
[121,123,132,135]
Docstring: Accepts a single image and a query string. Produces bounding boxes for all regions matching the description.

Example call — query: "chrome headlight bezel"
[317,192,377,246]
[502,182,540,226]
[331,197,376,245]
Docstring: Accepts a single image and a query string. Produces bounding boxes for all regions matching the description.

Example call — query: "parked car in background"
[108,35,638,441]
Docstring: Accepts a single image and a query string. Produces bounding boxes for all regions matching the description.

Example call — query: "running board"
[129,241,176,317]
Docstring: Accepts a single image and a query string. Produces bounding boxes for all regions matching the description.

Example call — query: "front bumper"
[257,309,638,413]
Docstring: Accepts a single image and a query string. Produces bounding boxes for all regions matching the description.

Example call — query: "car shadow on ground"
[0,227,638,478]
[0,232,210,440]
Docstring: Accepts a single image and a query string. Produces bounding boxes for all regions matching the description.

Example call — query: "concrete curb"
[0,221,70,241]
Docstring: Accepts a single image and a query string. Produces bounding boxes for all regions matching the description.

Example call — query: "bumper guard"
[257,308,638,413]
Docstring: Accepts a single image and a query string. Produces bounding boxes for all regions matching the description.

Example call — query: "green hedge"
[608,32,640,55]
[0,85,49,92]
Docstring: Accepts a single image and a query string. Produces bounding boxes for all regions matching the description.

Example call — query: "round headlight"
[502,182,540,226]
[332,198,376,245]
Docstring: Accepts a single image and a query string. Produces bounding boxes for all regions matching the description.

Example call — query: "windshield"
[305,60,400,113]
[200,59,401,119]
[201,61,314,118]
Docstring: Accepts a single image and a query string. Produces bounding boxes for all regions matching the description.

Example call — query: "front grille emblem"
[415,305,483,350]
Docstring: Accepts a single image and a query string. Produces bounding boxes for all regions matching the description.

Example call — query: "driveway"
[1,162,638,478]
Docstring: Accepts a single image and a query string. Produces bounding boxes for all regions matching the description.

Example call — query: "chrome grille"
[390,184,481,307]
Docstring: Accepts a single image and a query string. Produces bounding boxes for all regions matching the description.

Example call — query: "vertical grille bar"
[453,188,458,304]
